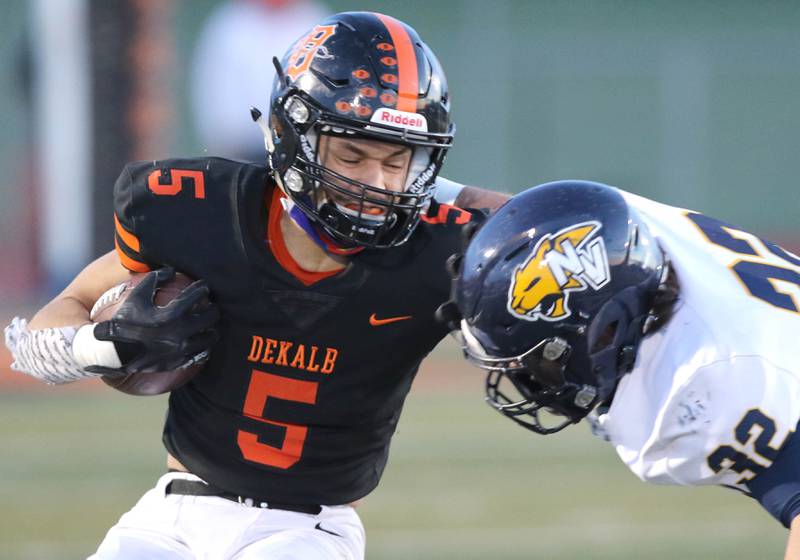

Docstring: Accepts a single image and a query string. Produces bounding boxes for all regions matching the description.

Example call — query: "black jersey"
[112,157,481,505]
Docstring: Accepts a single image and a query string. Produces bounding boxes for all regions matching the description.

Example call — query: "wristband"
[72,323,122,369]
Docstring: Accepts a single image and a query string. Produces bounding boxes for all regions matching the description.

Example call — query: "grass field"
[0,357,786,560]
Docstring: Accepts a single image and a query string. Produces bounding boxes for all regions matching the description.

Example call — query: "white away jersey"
[592,190,800,491]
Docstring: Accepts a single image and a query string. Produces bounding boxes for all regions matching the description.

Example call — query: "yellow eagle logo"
[508,221,610,322]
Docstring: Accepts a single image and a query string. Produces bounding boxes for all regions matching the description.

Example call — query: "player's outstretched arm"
[786,516,800,560]
[434,176,509,212]
[454,185,510,212]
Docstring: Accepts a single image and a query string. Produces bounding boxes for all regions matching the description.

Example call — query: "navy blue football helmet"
[255,12,454,249]
[452,181,667,434]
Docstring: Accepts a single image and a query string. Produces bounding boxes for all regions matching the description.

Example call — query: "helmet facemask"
[456,265,664,435]
[303,127,434,247]
[457,321,599,434]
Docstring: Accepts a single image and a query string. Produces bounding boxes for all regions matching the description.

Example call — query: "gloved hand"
[86,268,220,376]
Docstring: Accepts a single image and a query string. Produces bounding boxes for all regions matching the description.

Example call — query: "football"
[89,272,207,395]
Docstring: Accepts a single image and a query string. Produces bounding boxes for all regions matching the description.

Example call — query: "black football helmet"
[254,11,454,249]
[452,181,667,434]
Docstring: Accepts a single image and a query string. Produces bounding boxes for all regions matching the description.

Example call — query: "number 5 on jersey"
[236,370,318,469]
[148,168,206,199]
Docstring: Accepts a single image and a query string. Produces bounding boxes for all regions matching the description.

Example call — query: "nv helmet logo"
[508,221,610,322]
[286,25,337,81]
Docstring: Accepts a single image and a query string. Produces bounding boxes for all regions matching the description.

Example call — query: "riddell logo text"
[247,336,339,374]
[408,162,436,193]
[371,108,428,132]
[380,112,423,128]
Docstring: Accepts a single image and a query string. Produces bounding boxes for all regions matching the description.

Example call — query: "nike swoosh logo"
[369,313,412,326]
[315,522,343,537]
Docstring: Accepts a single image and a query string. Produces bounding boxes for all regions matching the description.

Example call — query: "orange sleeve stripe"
[420,204,473,225]
[114,213,141,253]
[114,236,150,273]
[374,13,418,113]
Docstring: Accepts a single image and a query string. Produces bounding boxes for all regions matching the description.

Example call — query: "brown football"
[89,272,206,396]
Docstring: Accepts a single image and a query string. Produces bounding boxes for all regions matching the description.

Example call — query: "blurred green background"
[0,1,797,558]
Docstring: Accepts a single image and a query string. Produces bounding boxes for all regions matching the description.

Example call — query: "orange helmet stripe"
[373,13,418,113]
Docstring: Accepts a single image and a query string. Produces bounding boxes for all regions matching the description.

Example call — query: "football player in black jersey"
[5,12,507,560]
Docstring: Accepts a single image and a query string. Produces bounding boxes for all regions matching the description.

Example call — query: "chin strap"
[281,197,364,257]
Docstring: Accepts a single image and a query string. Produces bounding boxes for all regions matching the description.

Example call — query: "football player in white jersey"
[442,180,800,558]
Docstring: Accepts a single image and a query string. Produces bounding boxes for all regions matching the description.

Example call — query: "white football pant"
[88,472,365,559]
